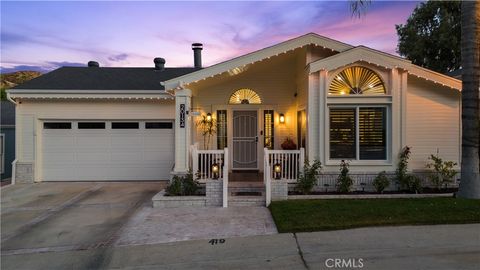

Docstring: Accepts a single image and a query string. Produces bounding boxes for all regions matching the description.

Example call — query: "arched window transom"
[229,88,262,104]
[329,66,386,95]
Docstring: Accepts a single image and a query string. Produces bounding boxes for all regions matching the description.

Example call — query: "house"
[1,100,16,181]
[6,33,461,186]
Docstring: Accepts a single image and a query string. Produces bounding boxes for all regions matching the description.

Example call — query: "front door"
[232,110,258,169]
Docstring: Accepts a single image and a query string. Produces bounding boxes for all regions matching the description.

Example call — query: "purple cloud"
[107,53,129,62]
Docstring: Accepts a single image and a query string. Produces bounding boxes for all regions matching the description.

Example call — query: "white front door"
[232,110,258,169]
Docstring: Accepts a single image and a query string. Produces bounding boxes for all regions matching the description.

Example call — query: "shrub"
[166,172,200,196]
[426,154,457,189]
[337,160,353,193]
[396,146,411,190]
[406,175,423,194]
[297,160,322,194]
[373,171,390,193]
[281,137,297,150]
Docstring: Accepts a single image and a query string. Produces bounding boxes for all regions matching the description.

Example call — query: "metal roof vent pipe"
[88,61,99,67]
[192,43,203,68]
[154,57,166,70]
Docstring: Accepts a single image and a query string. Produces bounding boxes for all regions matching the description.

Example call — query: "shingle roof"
[1,101,15,126]
[12,66,199,90]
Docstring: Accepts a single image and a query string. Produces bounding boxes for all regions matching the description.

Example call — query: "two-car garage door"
[41,120,174,181]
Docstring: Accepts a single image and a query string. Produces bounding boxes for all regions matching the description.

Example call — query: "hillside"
[0,71,42,100]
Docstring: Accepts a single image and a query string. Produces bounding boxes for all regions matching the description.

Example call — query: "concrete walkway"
[117,206,277,245]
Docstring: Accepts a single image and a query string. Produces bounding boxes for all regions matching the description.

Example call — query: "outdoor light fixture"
[206,113,212,122]
[279,113,285,124]
[274,163,281,180]
[211,163,219,179]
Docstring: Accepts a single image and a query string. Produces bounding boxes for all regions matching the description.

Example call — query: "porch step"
[228,196,266,207]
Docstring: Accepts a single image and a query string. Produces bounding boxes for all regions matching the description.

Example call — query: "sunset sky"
[1,1,421,73]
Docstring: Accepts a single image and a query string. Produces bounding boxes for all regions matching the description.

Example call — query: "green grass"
[269,198,480,233]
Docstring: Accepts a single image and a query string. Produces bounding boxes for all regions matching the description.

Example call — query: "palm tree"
[457,1,480,199]
[350,1,480,198]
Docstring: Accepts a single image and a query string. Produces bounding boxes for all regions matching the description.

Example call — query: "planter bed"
[288,193,454,200]
[152,190,207,208]
[288,187,458,197]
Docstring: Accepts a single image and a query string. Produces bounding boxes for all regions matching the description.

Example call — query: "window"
[297,110,306,149]
[329,107,387,160]
[229,89,262,104]
[146,122,173,129]
[359,108,386,160]
[264,110,274,149]
[111,122,139,129]
[330,109,356,159]
[329,66,386,95]
[44,122,71,129]
[78,122,105,129]
[216,110,227,149]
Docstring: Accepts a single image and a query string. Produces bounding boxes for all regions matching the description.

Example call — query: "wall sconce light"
[211,163,219,179]
[274,163,281,180]
[279,113,285,124]
[206,113,212,122]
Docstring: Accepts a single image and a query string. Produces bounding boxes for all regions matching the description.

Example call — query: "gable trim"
[163,33,354,91]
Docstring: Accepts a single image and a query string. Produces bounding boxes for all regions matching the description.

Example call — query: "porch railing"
[191,145,229,207]
[264,148,305,182]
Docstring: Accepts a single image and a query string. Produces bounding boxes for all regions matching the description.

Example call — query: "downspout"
[6,92,17,185]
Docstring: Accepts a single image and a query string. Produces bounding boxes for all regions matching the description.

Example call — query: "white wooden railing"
[191,144,229,207]
[264,148,305,182]
[264,153,272,206]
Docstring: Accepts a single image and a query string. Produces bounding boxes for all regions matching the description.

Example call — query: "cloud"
[107,53,129,62]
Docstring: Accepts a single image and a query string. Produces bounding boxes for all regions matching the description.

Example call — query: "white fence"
[264,148,305,206]
[263,148,305,182]
[191,145,229,207]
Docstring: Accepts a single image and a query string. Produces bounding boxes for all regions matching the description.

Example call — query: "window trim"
[326,104,391,165]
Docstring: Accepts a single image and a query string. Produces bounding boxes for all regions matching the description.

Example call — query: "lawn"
[269,198,480,233]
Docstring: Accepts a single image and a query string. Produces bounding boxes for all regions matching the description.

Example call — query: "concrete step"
[228,196,266,207]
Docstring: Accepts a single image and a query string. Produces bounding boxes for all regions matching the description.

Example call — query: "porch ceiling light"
[279,113,285,124]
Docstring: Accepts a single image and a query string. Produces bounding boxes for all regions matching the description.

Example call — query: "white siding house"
[7,33,461,184]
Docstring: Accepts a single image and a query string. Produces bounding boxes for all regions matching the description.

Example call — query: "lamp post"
[211,163,219,179]
[274,163,281,180]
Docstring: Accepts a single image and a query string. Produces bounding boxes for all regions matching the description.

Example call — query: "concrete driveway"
[1,182,278,269]
[1,182,164,254]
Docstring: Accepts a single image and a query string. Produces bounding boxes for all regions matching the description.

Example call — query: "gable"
[163,33,354,91]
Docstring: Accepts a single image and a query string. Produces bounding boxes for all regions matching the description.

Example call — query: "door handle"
[255,136,258,143]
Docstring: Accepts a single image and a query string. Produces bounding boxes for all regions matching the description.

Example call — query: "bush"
[297,160,322,194]
[396,146,411,190]
[166,172,200,196]
[426,154,457,189]
[337,160,353,193]
[406,175,423,194]
[373,171,390,193]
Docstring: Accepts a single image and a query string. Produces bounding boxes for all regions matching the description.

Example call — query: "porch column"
[173,88,192,175]
[307,72,320,161]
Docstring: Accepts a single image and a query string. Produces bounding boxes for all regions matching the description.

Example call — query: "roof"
[12,66,199,91]
[1,101,15,126]
[163,32,354,90]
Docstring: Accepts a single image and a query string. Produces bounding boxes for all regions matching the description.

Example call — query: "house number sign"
[179,104,186,128]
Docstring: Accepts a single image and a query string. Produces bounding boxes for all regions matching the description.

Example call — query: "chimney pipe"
[88,61,99,67]
[154,57,166,70]
[192,43,203,68]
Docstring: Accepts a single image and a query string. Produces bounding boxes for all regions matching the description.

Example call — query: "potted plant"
[281,137,297,150]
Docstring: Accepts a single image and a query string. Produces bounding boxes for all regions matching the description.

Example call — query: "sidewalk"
[2,224,479,270]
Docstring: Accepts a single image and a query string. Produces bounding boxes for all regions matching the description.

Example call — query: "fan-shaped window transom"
[329,66,386,95]
[229,89,262,104]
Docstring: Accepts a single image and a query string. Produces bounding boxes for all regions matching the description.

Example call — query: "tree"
[457,1,480,199]
[395,1,461,74]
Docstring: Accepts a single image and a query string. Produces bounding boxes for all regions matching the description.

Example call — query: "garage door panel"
[42,120,174,181]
